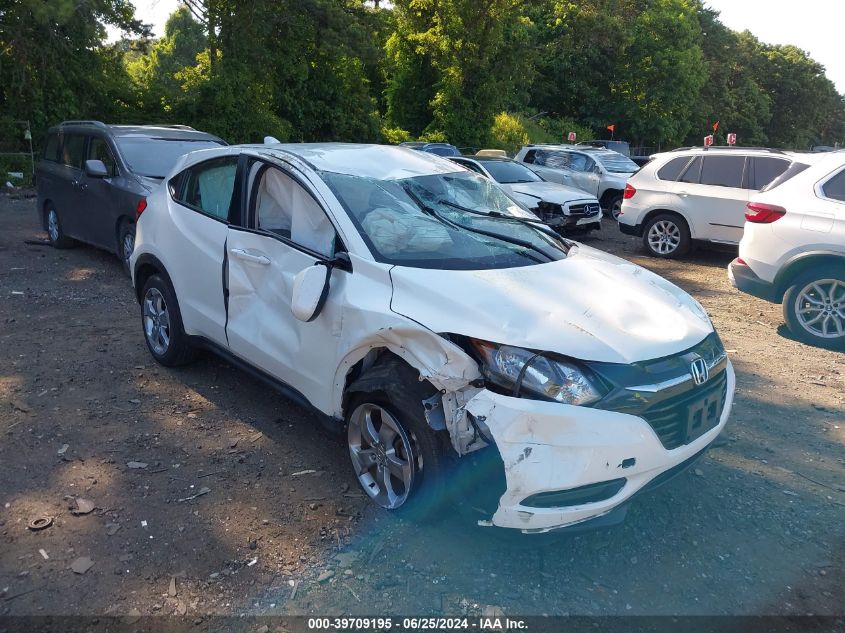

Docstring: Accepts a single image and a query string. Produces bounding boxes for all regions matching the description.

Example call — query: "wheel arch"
[773,252,845,302]
[133,253,172,304]
[599,188,623,208]
[114,214,135,253]
[641,208,692,234]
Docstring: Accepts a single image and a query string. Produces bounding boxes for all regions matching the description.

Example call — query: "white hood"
[389,244,713,364]
[502,181,595,206]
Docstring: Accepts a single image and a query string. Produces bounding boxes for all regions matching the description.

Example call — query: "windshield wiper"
[433,198,571,245]
[402,187,553,263]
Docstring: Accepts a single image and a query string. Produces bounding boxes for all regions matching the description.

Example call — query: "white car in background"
[514,144,639,220]
[131,143,734,534]
[618,147,796,258]
[729,151,845,349]
[450,155,602,233]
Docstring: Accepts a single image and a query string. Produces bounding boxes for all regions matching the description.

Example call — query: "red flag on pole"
[607,124,615,133]
[712,121,720,132]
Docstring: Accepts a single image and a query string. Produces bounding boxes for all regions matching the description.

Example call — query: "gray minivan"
[36,121,225,273]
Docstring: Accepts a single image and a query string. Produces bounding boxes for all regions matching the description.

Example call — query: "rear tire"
[44,204,74,248]
[140,274,197,366]
[608,194,623,221]
[345,361,449,522]
[782,267,845,350]
[642,213,690,258]
[118,222,135,277]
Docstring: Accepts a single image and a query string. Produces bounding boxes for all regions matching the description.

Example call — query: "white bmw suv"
[619,147,795,258]
[729,151,845,349]
[131,143,734,534]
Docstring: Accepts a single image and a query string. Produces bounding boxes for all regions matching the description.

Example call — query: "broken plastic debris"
[57,444,69,455]
[126,461,148,469]
[38,549,49,560]
[70,556,95,574]
[141,520,148,528]
[71,498,95,515]
[177,487,210,503]
[247,558,257,567]
[290,469,317,477]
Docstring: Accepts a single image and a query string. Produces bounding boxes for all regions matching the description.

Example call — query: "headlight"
[470,340,603,406]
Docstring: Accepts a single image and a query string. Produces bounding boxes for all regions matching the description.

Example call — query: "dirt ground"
[0,193,843,620]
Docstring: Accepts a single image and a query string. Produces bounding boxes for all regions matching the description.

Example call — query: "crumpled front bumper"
[464,361,735,533]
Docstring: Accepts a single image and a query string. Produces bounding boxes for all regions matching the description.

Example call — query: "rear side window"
[61,134,86,169]
[657,157,691,181]
[522,150,537,164]
[565,152,592,172]
[822,169,845,202]
[751,157,790,190]
[454,159,485,175]
[176,157,238,221]
[43,134,60,162]
[88,138,118,177]
[543,151,570,169]
[679,156,702,183]
[699,155,745,188]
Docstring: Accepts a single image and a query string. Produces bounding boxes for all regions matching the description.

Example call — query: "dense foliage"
[1,0,842,151]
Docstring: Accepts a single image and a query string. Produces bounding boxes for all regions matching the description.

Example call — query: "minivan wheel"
[345,386,448,521]
[643,213,690,258]
[119,223,135,276]
[140,274,196,366]
[45,205,74,248]
[783,268,845,350]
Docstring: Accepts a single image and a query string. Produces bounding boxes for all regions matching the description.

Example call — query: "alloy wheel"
[647,220,681,255]
[794,279,845,339]
[611,199,622,221]
[347,403,415,510]
[47,209,59,242]
[122,231,135,264]
[143,287,171,355]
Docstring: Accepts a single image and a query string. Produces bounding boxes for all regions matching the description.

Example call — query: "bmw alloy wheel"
[347,403,415,510]
[122,231,135,264]
[647,219,681,255]
[794,279,845,339]
[143,287,171,355]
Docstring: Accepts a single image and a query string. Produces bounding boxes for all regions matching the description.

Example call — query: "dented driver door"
[224,160,345,405]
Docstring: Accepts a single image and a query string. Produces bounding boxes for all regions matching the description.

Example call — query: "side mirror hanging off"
[290,253,350,323]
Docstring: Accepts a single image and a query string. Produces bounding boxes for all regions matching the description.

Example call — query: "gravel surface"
[0,194,842,618]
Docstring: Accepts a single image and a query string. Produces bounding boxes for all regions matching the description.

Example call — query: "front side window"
[88,137,118,177]
[320,169,570,270]
[116,137,225,179]
[253,166,336,257]
[699,155,745,188]
[177,157,238,221]
[821,169,845,202]
[61,134,86,169]
[542,151,570,170]
[565,153,592,172]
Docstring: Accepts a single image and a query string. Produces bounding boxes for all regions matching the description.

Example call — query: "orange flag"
[607,124,616,133]
[712,121,720,132]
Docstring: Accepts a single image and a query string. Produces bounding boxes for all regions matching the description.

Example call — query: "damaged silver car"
[131,143,734,534]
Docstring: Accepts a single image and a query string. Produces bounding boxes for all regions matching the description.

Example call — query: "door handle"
[230,248,270,265]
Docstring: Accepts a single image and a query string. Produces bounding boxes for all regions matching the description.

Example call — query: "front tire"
[44,204,74,248]
[783,268,845,350]
[345,363,449,521]
[140,274,196,366]
[642,213,691,258]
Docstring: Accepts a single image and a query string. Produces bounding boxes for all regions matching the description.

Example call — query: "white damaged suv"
[131,143,734,534]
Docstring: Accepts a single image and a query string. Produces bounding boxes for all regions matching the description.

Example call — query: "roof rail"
[59,120,107,128]
[147,124,196,131]
[670,146,786,155]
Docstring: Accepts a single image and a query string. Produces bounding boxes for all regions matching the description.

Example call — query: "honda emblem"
[690,357,709,386]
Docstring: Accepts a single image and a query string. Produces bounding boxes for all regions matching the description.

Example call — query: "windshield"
[595,152,639,174]
[116,137,226,178]
[320,170,570,270]
[480,160,542,184]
